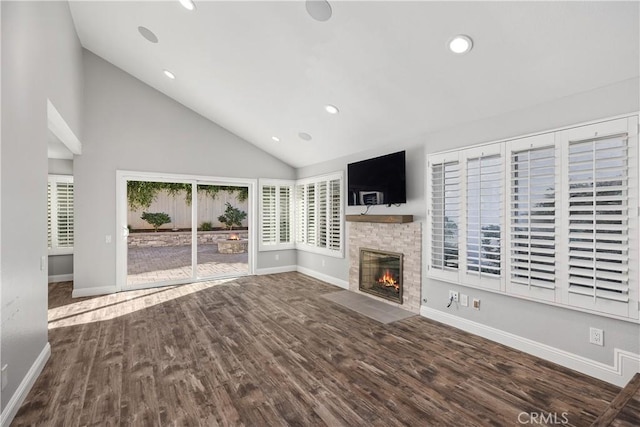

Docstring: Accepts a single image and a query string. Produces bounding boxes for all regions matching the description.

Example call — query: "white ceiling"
[69,1,639,168]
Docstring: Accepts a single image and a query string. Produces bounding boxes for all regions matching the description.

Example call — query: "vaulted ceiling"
[69,1,639,167]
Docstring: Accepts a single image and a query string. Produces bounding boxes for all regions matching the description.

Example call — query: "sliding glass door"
[116,172,254,291]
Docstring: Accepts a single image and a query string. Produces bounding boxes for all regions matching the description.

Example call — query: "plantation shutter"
[507,134,557,301]
[295,172,343,256]
[260,185,277,245]
[47,182,53,249]
[463,145,504,290]
[306,183,317,245]
[279,186,291,243]
[295,184,307,244]
[56,182,74,248]
[430,157,461,275]
[48,175,74,254]
[318,181,327,247]
[328,178,342,251]
[567,134,630,307]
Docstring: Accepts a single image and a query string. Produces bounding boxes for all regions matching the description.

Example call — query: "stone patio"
[127,243,248,286]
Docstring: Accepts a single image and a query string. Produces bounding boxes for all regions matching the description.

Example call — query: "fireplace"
[359,248,403,304]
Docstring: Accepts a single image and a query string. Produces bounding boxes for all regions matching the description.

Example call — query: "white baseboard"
[72,285,116,298]
[420,306,640,387]
[48,273,73,283]
[255,265,297,275]
[296,266,350,290]
[0,343,51,427]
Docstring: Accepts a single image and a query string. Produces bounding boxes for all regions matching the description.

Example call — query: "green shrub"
[200,221,213,231]
[141,212,171,232]
[217,203,247,230]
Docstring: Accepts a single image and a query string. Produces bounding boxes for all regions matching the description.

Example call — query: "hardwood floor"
[12,273,630,426]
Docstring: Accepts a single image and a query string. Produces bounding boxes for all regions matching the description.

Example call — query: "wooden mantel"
[345,214,414,224]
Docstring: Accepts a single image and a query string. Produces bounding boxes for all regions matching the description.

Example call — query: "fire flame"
[228,233,240,241]
[378,270,400,292]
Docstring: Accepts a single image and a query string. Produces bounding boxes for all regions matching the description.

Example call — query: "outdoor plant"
[200,221,213,231]
[141,212,171,232]
[217,203,247,230]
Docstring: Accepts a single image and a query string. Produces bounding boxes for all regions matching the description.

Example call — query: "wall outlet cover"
[473,298,481,310]
[589,327,604,346]
[460,294,469,307]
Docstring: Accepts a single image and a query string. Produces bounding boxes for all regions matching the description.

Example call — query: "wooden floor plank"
[11,274,635,426]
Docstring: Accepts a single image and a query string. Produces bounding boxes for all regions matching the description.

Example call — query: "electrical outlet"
[1,365,8,391]
[589,327,604,346]
[472,298,481,310]
[460,294,469,307]
[274,253,280,261]
[449,291,459,302]
[105,235,112,244]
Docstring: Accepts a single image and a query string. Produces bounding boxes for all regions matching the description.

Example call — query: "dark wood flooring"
[11,273,635,426]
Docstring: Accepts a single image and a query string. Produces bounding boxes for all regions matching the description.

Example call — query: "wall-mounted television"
[347,150,406,206]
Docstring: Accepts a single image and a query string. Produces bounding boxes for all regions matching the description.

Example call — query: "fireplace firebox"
[359,248,403,304]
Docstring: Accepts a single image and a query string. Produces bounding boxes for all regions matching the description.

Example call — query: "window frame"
[48,174,74,255]
[258,179,295,251]
[295,172,344,258]
[426,115,639,321]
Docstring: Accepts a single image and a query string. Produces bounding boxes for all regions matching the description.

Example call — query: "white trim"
[48,273,73,283]
[296,266,349,289]
[420,306,640,387]
[255,265,297,275]
[47,100,81,155]
[0,343,51,427]
[115,170,257,292]
[72,285,116,298]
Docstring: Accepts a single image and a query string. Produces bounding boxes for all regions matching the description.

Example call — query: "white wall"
[296,78,640,372]
[74,51,296,293]
[1,0,83,416]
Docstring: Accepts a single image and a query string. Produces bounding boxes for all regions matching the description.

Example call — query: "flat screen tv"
[347,150,406,206]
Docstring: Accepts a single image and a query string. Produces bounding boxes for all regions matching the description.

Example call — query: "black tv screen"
[347,151,406,206]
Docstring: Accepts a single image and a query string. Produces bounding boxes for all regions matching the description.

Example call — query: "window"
[428,153,461,283]
[461,144,505,290]
[427,116,638,319]
[559,119,637,318]
[295,172,344,257]
[48,175,74,254]
[506,133,558,302]
[259,180,294,250]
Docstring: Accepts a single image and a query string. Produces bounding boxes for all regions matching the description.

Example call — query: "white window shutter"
[48,175,74,254]
[318,181,328,248]
[295,172,344,257]
[427,152,461,283]
[461,144,505,291]
[47,182,53,249]
[559,117,638,319]
[278,186,291,243]
[328,178,342,252]
[260,185,277,246]
[56,182,74,248]
[295,184,307,244]
[506,134,558,301]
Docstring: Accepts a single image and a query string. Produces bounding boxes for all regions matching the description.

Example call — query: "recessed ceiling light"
[449,35,473,54]
[138,26,158,43]
[178,0,196,11]
[324,104,339,115]
[298,132,313,141]
[306,0,332,22]
[163,70,176,80]
[272,136,280,142]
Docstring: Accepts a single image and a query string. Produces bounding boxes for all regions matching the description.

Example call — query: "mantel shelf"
[345,215,414,224]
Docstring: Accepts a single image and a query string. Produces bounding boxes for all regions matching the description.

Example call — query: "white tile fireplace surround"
[348,221,422,313]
